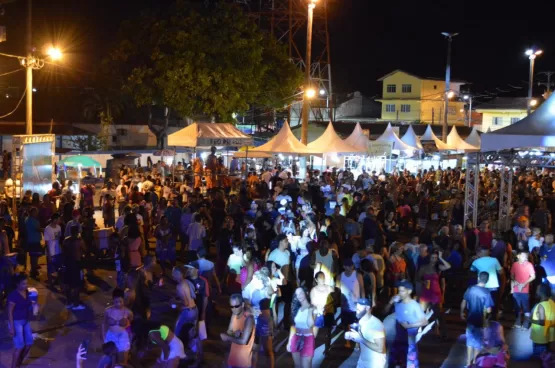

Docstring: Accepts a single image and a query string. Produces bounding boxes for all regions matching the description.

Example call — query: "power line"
[0,69,24,78]
[0,87,26,118]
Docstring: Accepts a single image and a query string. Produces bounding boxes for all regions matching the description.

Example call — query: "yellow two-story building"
[377,69,466,125]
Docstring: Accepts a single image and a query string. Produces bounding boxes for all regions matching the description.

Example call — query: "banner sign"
[196,137,253,147]
[368,141,393,156]
[421,140,438,153]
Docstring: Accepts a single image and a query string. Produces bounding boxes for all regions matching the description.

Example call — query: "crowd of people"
[1,156,555,368]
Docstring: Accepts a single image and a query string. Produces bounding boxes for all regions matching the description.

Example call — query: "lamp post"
[301,0,318,145]
[463,94,472,127]
[526,48,542,116]
[441,32,458,142]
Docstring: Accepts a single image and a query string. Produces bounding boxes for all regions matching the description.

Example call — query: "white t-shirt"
[227,254,244,274]
[44,225,62,256]
[528,236,544,252]
[357,315,386,368]
[268,248,291,267]
[197,258,214,273]
[187,222,206,251]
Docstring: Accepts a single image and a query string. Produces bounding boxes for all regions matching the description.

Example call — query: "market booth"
[307,122,362,171]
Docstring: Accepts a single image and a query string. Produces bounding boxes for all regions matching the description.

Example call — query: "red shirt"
[510,261,535,293]
[478,231,493,249]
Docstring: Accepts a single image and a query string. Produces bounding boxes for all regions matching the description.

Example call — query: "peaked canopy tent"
[481,93,555,151]
[465,127,481,147]
[307,122,363,153]
[344,122,370,152]
[401,125,423,150]
[420,125,455,151]
[374,123,415,152]
[255,122,320,155]
[447,126,479,151]
[167,122,253,148]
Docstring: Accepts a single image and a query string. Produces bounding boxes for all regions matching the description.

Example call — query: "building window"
[402,84,412,93]
[401,104,411,113]
[385,104,396,112]
[448,107,456,115]
[386,84,396,93]
[434,85,437,90]
[492,117,503,125]
[510,117,520,124]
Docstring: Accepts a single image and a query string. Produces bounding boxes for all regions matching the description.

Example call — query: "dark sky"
[0,0,553,105]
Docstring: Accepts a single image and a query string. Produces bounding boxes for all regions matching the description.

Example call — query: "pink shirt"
[510,261,535,293]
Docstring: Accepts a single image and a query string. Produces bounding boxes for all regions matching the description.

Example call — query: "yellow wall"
[380,71,465,124]
[478,110,527,132]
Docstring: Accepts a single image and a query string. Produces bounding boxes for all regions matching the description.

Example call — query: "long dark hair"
[290,287,310,325]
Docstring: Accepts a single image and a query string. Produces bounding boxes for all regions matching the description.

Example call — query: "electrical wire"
[0,69,23,78]
[0,88,26,119]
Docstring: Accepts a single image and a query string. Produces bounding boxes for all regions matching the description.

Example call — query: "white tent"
[401,125,423,149]
[447,126,479,151]
[465,127,481,147]
[308,122,363,153]
[375,123,415,151]
[481,93,555,151]
[167,122,253,147]
[420,125,455,151]
[255,122,320,155]
[344,122,370,151]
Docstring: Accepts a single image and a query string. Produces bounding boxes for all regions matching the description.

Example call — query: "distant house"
[475,97,537,132]
[376,69,467,125]
[334,91,381,121]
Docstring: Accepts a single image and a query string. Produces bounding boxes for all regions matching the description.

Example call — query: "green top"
[149,325,170,343]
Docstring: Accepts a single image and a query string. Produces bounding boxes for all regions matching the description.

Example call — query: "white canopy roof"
[447,126,479,151]
[375,123,415,151]
[465,127,481,147]
[401,125,423,149]
[168,122,253,147]
[344,123,370,151]
[420,125,455,151]
[481,93,555,151]
[255,122,320,155]
[307,122,363,153]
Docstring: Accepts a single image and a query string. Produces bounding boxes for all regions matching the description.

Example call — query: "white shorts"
[167,336,186,360]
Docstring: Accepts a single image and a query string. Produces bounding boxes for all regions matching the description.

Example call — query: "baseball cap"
[185,261,199,270]
[396,280,414,290]
[356,298,371,307]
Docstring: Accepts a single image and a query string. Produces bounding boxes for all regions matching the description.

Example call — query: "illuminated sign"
[196,137,253,147]
[13,134,55,145]
[368,142,393,156]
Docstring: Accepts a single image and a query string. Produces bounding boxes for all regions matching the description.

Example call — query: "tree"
[82,90,127,150]
[106,1,302,148]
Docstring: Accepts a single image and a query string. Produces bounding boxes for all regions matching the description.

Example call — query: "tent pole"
[245,146,249,179]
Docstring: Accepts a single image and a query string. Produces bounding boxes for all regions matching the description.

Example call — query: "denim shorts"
[13,320,33,348]
[105,329,131,352]
[466,325,484,349]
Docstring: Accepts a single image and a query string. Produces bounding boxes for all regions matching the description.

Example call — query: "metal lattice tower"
[238,0,333,124]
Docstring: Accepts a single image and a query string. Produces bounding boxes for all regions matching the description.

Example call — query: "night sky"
[0,0,553,104]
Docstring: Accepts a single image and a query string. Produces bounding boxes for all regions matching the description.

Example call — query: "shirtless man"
[310,271,335,355]
[172,266,198,360]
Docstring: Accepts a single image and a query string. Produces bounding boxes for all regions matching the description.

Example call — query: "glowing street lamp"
[447,91,455,99]
[301,0,319,144]
[526,48,542,115]
[530,99,538,107]
[46,46,62,60]
[319,89,326,96]
[305,88,316,99]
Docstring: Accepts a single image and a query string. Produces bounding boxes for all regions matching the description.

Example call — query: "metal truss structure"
[465,150,555,230]
[237,0,333,124]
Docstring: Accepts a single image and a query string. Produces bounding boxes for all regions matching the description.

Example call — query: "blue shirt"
[446,250,462,270]
[463,285,494,327]
[394,299,425,337]
[25,217,41,244]
[165,206,182,228]
[470,256,502,289]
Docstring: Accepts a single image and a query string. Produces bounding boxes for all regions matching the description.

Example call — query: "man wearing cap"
[386,280,428,368]
[44,214,62,288]
[186,261,210,360]
[345,298,386,368]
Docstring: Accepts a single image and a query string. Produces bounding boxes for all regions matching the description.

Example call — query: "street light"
[305,88,316,99]
[319,89,326,96]
[441,32,458,142]
[530,99,538,107]
[301,0,318,144]
[464,94,473,127]
[46,46,62,60]
[526,48,542,115]
[447,91,455,99]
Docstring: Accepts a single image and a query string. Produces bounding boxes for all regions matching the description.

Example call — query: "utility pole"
[441,32,458,142]
[538,71,555,98]
[26,0,33,135]
[300,0,316,144]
